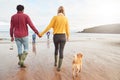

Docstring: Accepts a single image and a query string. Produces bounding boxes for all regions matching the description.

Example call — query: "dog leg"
[72,66,75,78]
[76,68,79,77]
[79,64,82,72]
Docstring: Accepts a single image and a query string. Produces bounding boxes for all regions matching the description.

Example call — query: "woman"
[39,6,70,71]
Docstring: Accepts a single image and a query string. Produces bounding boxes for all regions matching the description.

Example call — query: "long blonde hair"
[57,6,65,16]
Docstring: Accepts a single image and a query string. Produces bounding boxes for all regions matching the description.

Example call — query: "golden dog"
[72,53,83,78]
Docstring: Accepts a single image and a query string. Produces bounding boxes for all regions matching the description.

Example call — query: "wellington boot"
[20,62,26,68]
[18,54,26,68]
[54,55,58,66]
[57,58,63,71]
[22,51,28,61]
[18,54,22,65]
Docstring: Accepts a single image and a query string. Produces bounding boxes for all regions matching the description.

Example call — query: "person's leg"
[32,38,35,43]
[57,34,66,71]
[15,38,25,67]
[33,38,36,43]
[59,40,66,59]
[48,35,49,39]
[53,35,59,66]
[22,36,28,61]
[15,38,22,55]
[57,41,66,71]
[22,36,28,53]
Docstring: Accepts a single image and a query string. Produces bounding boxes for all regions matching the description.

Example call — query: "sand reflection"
[32,43,36,54]
[16,68,27,80]
[47,39,50,48]
[52,70,62,80]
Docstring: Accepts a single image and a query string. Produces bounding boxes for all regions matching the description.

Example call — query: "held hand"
[11,37,14,42]
[38,33,42,38]
[37,34,41,38]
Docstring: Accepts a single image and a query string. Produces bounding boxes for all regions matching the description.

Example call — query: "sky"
[0,0,120,31]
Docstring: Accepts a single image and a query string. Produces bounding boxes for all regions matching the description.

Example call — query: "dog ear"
[78,53,83,58]
[73,60,75,64]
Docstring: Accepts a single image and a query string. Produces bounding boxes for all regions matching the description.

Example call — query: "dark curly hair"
[16,5,24,11]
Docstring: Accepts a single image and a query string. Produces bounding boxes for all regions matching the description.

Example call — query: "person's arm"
[66,18,70,41]
[39,16,56,37]
[26,15,40,37]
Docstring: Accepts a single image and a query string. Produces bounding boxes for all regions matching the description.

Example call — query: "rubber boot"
[18,54,26,68]
[18,54,22,65]
[57,58,63,71]
[22,51,28,61]
[54,55,58,66]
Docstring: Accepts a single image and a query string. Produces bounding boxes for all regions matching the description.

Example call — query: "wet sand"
[0,38,120,80]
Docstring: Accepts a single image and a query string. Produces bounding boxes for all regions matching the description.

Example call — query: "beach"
[0,33,120,80]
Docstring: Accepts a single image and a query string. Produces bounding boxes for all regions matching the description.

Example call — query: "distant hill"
[80,24,120,34]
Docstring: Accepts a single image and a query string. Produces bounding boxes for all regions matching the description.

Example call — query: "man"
[10,5,40,68]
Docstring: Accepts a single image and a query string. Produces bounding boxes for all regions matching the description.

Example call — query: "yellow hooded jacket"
[39,14,70,39]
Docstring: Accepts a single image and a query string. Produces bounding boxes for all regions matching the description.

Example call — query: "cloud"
[0,0,120,31]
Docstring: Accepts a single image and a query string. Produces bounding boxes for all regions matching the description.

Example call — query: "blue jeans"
[15,36,28,55]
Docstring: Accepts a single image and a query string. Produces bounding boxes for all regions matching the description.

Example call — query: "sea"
[0,30,120,43]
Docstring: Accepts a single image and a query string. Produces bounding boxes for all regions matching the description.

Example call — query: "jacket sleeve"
[39,16,56,36]
[65,18,70,39]
[26,16,39,35]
